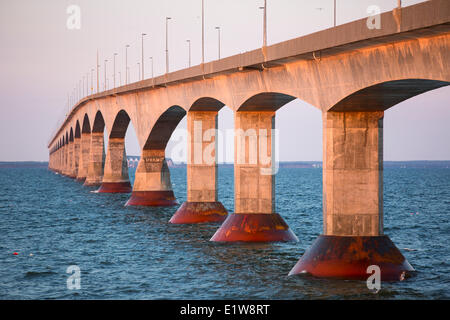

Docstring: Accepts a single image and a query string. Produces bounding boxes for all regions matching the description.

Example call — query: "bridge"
[48,1,450,281]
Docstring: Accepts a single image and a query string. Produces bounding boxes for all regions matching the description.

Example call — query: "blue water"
[0,166,449,299]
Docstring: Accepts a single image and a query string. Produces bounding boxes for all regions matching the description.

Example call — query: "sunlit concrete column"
[58,148,63,173]
[324,111,384,236]
[63,143,71,176]
[170,111,228,224]
[69,136,80,178]
[83,132,105,186]
[67,141,75,178]
[76,132,90,182]
[211,111,297,242]
[125,149,177,206]
[97,137,132,193]
[289,111,413,280]
[48,152,53,171]
[59,146,64,174]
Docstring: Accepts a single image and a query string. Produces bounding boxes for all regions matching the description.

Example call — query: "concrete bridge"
[48,1,450,281]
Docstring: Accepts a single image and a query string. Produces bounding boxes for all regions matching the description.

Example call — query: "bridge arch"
[109,110,133,139]
[169,97,234,224]
[92,110,105,133]
[328,79,450,112]
[126,105,186,206]
[237,92,297,112]
[83,110,106,186]
[82,113,91,134]
[75,113,92,182]
[75,121,81,139]
[97,109,138,193]
[143,105,186,151]
[189,97,226,112]
[211,91,319,241]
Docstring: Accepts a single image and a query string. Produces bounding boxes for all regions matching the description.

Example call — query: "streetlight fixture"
[334,0,336,27]
[215,27,221,60]
[259,0,267,47]
[166,17,172,74]
[96,50,100,93]
[186,39,191,67]
[137,62,141,82]
[149,56,154,86]
[201,0,205,65]
[113,53,118,88]
[90,68,94,94]
[125,44,130,84]
[104,59,108,91]
[141,33,147,80]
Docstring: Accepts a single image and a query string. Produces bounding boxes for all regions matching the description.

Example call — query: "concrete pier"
[170,111,228,224]
[289,111,414,280]
[97,110,132,193]
[126,149,177,206]
[62,142,71,177]
[97,137,131,193]
[83,132,105,187]
[70,136,80,179]
[76,132,90,182]
[211,111,298,242]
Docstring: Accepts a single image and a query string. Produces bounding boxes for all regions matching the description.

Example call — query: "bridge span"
[48,1,450,281]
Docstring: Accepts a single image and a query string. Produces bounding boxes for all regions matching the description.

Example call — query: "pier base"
[210,213,298,242]
[97,182,132,193]
[288,235,414,281]
[170,202,228,224]
[125,190,178,206]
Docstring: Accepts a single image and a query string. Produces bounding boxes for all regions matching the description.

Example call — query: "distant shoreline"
[2,160,450,169]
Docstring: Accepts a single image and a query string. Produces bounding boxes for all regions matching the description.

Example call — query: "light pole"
[149,57,154,86]
[137,62,141,82]
[186,39,191,67]
[113,53,118,88]
[141,33,147,80]
[86,73,89,96]
[96,50,100,93]
[202,0,204,65]
[82,76,85,97]
[125,44,130,84]
[90,69,94,94]
[118,71,122,86]
[334,0,336,27]
[104,59,108,91]
[259,0,267,47]
[166,17,171,74]
[215,27,221,60]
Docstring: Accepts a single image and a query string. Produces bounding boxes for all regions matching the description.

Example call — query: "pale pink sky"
[0,0,448,161]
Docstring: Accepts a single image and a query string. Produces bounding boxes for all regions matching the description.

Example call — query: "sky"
[0,0,448,162]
